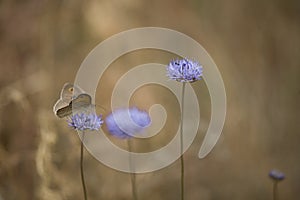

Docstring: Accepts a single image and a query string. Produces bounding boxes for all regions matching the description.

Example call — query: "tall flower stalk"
[167,58,203,200]
[127,139,137,200]
[68,113,104,200]
[105,107,151,200]
[269,169,285,200]
[80,131,87,200]
[180,82,186,200]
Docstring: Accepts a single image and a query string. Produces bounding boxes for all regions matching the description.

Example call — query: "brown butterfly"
[53,83,93,118]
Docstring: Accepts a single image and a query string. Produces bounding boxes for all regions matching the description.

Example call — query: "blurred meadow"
[0,0,300,199]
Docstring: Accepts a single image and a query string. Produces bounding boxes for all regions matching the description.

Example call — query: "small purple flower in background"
[106,107,151,139]
[167,58,203,82]
[68,113,103,131]
[269,169,285,181]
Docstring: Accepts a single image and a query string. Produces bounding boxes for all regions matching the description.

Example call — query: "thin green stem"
[272,181,278,200]
[80,132,88,200]
[180,82,186,200]
[127,139,138,200]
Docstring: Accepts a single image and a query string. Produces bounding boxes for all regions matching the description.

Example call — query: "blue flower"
[167,58,203,82]
[68,113,103,131]
[105,107,151,139]
[269,169,285,181]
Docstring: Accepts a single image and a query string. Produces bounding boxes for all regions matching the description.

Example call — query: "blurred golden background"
[0,0,299,199]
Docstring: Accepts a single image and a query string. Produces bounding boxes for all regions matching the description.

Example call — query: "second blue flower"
[106,107,151,139]
[167,58,203,82]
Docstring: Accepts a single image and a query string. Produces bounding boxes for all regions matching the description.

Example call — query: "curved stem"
[127,139,138,200]
[180,82,186,200]
[80,131,88,200]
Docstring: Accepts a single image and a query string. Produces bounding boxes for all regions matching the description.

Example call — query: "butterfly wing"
[56,104,73,118]
[60,83,85,100]
[53,99,69,114]
[72,93,92,107]
[56,93,93,118]
[53,83,86,116]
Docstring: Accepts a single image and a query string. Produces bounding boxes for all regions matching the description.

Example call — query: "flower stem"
[127,139,138,200]
[180,82,186,200]
[80,131,88,200]
[272,181,278,200]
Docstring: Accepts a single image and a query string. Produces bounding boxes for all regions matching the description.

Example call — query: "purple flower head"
[269,169,285,181]
[167,58,203,82]
[68,113,103,131]
[105,107,151,139]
